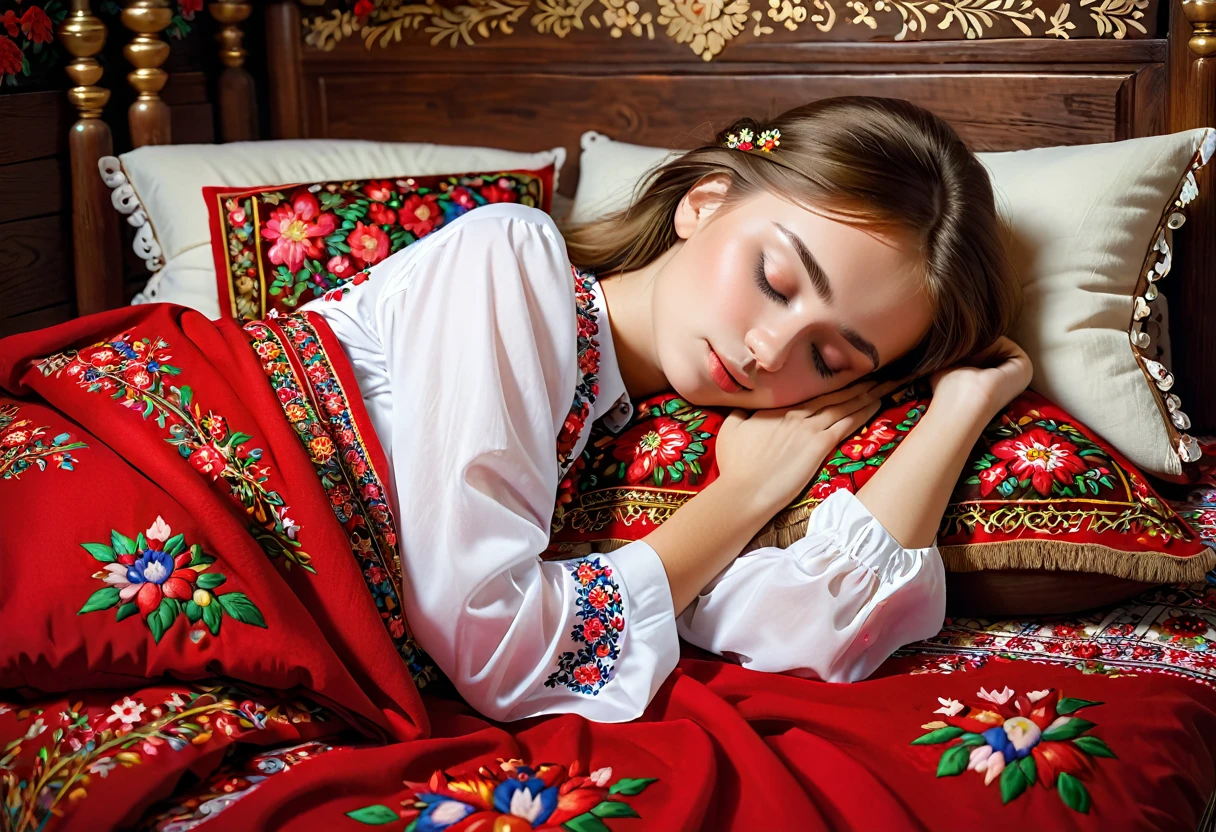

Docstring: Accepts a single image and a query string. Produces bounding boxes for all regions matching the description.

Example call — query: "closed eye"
[812,345,836,379]
[754,253,788,305]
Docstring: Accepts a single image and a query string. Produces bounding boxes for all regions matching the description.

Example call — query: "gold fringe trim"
[579,503,1216,585]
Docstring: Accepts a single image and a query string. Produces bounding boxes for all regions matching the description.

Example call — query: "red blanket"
[1,305,1213,832]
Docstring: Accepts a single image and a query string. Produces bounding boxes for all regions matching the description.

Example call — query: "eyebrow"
[774,222,833,304]
[841,326,881,372]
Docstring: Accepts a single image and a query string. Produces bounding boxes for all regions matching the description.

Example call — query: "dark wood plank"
[308,70,1132,193]
[0,158,66,224]
[1168,0,1216,432]
[0,302,75,339]
[170,103,218,145]
[162,71,212,106]
[1131,61,1167,139]
[0,215,73,319]
[268,0,307,138]
[0,92,70,166]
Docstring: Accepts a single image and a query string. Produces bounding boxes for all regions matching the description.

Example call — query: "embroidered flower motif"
[1161,613,1208,639]
[912,686,1113,813]
[262,189,337,274]
[398,194,443,237]
[80,516,267,643]
[0,403,86,480]
[107,698,146,726]
[545,557,624,696]
[347,757,655,830]
[556,269,602,474]
[986,427,1089,497]
[346,221,391,266]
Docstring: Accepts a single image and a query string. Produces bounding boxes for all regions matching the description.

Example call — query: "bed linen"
[1,306,1214,832]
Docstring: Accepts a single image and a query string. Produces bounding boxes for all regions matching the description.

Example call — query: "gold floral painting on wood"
[302,0,1155,60]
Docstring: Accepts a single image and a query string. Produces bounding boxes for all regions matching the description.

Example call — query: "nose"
[744,325,797,374]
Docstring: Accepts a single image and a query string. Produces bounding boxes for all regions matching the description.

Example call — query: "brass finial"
[1184,0,1216,56]
[59,0,109,118]
[209,0,252,68]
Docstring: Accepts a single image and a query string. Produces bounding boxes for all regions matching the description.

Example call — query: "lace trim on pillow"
[1128,128,1216,466]
[98,156,165,285]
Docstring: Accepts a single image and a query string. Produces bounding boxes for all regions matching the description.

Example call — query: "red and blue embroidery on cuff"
[544,556,625,695]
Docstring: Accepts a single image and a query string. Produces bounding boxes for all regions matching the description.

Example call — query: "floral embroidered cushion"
[205,166,555,322]
[548,387,1215,594]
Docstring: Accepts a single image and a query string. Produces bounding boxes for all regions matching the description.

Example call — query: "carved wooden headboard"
[55,0,1216,427]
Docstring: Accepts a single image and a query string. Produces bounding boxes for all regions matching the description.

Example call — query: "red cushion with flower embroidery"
[204,166,555,322]
[549,387,1215,597]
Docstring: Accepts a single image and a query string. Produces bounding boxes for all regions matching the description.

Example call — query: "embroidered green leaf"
[965,476,982,485]
[911,726,965,745]
[197,573,227,590]
[202,599,223,636]
[82,543,117,563]
[960,733,987,747]
[1056,698,1103,715]
[936,744,971,777]
[687,442,706,454]
[78,587,121,614]
[591,800,639,819]
[563,813,612,832]
[148,598,178,643]
[999,760,1031,804]
[115,603,140,623]
[111,530,138,556]
[838,461,867,474]
[1057,772,1091,814]
[229,432,253,448]
[345,804,400,824]
[609,777,657,796]
[185,601,203,623]
[188,544,207,567]
[218,592,267,628]
[163,534,186,557]
[1042,717,1095,742]
[1072,736,1116,758]
[135,533,148,552]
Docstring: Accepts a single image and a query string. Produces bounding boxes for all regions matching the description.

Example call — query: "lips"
[707,346,744,394]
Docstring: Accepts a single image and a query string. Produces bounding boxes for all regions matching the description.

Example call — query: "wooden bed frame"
[54,0,1216,429]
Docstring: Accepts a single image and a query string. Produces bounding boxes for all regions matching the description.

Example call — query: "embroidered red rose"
[840,419,896,460]
[310,436,335,461]
[576,562,599,585]
[978,462,1009,497]
[327,255,355,280]
[206,414,227,442]
[587,586,611,610]
[480,181,519,204]
[20,6,53,44]
[613,417,692,485]
[399,194,442,237]
[451,186,477,209]
[123,365,154,390]
[346,221,390,265]
[228,205,247,226]
[262,190,337,273]
[367,202,397,226]
[810,474,852,501]
[353,0,375,16]
[0,35,21,78]
[582,617,606,641]
[363,179,395,202]
[573,664,602,686]
[189,445,225,480]
[1161,613,1208,638]
[1,428,30,447]
[1,10,17,37]
[990,428,1088,496]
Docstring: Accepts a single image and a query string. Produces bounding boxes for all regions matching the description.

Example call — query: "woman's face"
[651,181,934,409]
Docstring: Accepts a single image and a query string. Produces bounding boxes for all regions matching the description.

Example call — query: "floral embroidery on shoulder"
[0,403,87,480]
[556,267,601,475]
[544,557,624,695]
[322,268,371,302]
[79,515,267,643]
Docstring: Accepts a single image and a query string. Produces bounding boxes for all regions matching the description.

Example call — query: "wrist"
[703,476,784,529]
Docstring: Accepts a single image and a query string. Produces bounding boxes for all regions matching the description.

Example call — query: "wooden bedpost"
[122,0,173,147]
[59,0,124,316]
[209,0,258,142]
[265,0,306,139]
[1169,0,1216,431]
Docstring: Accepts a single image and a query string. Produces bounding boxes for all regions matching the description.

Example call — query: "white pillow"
[99,139,567,311]
[569,129,1214,480]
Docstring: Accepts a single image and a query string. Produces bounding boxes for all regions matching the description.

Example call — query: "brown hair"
[563,96,1020,379]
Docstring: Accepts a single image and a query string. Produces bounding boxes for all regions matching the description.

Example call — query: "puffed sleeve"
[676,488,946,682]
[379,207,679,723]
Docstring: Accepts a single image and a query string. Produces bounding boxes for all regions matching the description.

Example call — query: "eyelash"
[812,346,836,379]
[753,254,788,306]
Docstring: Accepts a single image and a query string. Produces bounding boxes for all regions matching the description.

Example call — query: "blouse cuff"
[803,489,936,584]
[591,540,680,722]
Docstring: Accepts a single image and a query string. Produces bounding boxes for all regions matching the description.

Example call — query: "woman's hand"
[930,336,1033,419]
[715,379,903,516]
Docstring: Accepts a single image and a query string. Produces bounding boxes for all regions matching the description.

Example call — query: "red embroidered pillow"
[205,167,555,322]
[549,388,1215,592]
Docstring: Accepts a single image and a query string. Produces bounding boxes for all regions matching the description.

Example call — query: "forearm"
[644,478,774,615]
[855,397,993,549]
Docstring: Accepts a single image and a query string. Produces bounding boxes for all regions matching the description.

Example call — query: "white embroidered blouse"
[304,203,946,724]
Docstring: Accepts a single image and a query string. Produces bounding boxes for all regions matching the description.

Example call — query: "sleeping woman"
[0,96,1030,727]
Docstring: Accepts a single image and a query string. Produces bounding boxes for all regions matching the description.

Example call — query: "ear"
[673,174,732,240]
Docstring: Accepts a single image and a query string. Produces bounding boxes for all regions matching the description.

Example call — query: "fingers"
[806,386,886,432]
[821,399,882,447]
[795,379,880,414]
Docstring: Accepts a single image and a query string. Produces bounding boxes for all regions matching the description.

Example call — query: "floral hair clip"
[723,127,781,153]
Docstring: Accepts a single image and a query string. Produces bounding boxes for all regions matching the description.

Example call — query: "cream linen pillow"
[98,139,567,316]
[569,129,1215,479]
